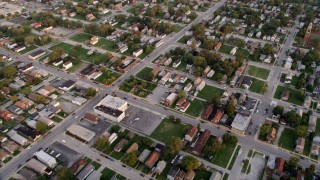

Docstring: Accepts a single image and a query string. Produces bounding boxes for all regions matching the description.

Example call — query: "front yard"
[278,128,297,152]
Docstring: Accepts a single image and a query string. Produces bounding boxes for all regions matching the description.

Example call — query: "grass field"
[19,45,38,54]
[304,137,311,156]
[274,86,304,105]
[178,35,192,44]
[235,48,250,57]
[71,33,117,51]
[278,128,297,151]
[151,118,190,143]
[194,170,212,180]
[50,42,107,64]
[316,119,320,134]
[227,145,241,170]
[219,44,234,54]
[247,65,270,80]
[211,142,237,168]
[136,67,152,80]
[185,99,206,117]
[249,78,267,94]
[101,167,116,179]
[197,85,224,101]
[96,70,121,85]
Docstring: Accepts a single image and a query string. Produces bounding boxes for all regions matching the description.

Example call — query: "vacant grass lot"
[96,70,121,85]
[274,86,304,105]
[178,35,192,44]
[316,119,320,134]
[101,167,116,179]
[247,65,270,80]
[219,44,234,54]
[185,99,206,117]
[136,67,152,80]
[211,142,237,168]
[151,118,190,143]
[71,33,117,51]
[197,85,224,101]
[249,78,266,94]
[19,45,38,54]
[278,128,297,151]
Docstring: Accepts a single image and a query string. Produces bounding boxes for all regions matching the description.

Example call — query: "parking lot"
[120,106,162,135]
[147,86,167,105]
[50,27,75,37]
[47,141,82,167]
[58,98,79,114]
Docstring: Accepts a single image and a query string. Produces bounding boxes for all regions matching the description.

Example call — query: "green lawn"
[96,70,121,85]
[235,48,250,57]
[211,142,237,168]
[19,45,38,54]
[223,173,229,180]
[173,25,183,32]
[136,67,152,80]
[51,116,63,123]
[50,42,108,64]
[71,33,117,51]
[249,78,267,94]
[247,65,270,80]
[151,118,191,143]
[178,35,192,44]
[194,170,212,180]
[197,85,224,101]
[91,161,101,169]
[185,99,205,117]
[274,86,304,106]
[304,137,311,156]
[100,167,116,180]
[227,145,241,170]
[219,44,234,54]
[316,119,320,135]
[278,128,297,151]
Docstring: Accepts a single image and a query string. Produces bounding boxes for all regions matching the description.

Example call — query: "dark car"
[140,173,145,177]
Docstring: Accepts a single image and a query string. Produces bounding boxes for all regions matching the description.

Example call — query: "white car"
[62,140,66,143]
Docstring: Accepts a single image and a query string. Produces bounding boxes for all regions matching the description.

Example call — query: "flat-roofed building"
[67,124,95,142]
[28,49,46,60]
[94,95,128,122]
[26,158,48,175]
[34,150,57,168]
[76,164,94,180]
[231,113,251,134]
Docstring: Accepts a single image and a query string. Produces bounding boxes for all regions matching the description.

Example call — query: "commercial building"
[67,124,95,142]
[94,95,128,122]
[83,113,100,124]
[34,150,57,168]
[231,112,251,134]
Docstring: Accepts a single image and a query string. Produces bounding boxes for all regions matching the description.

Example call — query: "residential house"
[114,139,128,152]
[16,126,41,142]
[231,112,251,134]
[138,149,151,163]
[62,61,73,70]
[151,66,161,77]
[133,49,143,57]
[90,36,99,45]
[209,171,222,180]
[176,170,186,180]
[0,149,10,162]
[86,14,95,21]
[308,115,317,133]
[230,47,237,55]
[0,110,13,121]
[28,50,46,60]
[192,129,210,155]
[184,170,195,180]
[21,98,34,106]
[126,143,138,154]
[14,101,28,110]
[1,140,19,154]
[311,136,320,156]
[214,42,222,51]
[201,105,213,120]
[242,76,252,90]
[167,165,180,180]
[161,93,177,107]
[185,126,198,142]
[184,83,193,92]
[274,157,285,175]
[83,113,100,124]
[196,81,205,91]
[155,160,166,174]
[295,137,305,154]
[211,110,224,123]
[303,96,312,109]
[145,151,160,168]
[281,90,290,101]
[266,127,276,143]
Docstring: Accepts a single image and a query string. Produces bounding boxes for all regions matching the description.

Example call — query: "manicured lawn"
[274,86,304,106]
[51,116,63,123]
[151,118,191,143]
[136,67,152,80]
[211,142,237,168]
[247,65,270,80]
[19,45,38,54]
[219,44,234,54]
[227,145,241,170]
[178,35,192,44]
[100,167,116,180]
[278,128,297,151]
[185,99,205,117]
[110,151,125,160]
[249,78,267,94]
[197,85,224,101]
[96,70,121,85]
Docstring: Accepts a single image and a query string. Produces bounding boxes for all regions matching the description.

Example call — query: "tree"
[305,164,315,180]
[36,95,46,104]
[111,125,121,133]
[56,167,76,180]
[124,151,138,167]
[287,156,299,170]
[191,40,197,51]
[263,44,273,55]
[181,156,199,171]
[105,52,113,59]
[223,133,238,144]
[220,24,233,34]
[166,137,183,155]
[284,111,301,127]
[178,90,186,98]
[295,125,308,137]
[225,102,235,117]
[85,87,97,97]
[36,122,48,134]
[94,136,109,151]
[259,124,270,138]
[273,106,284,116]
[211,94,221,107]
[0,65,17,78]
[203,138,224,155]
[21,87,31,95]
[25,35,36,45]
